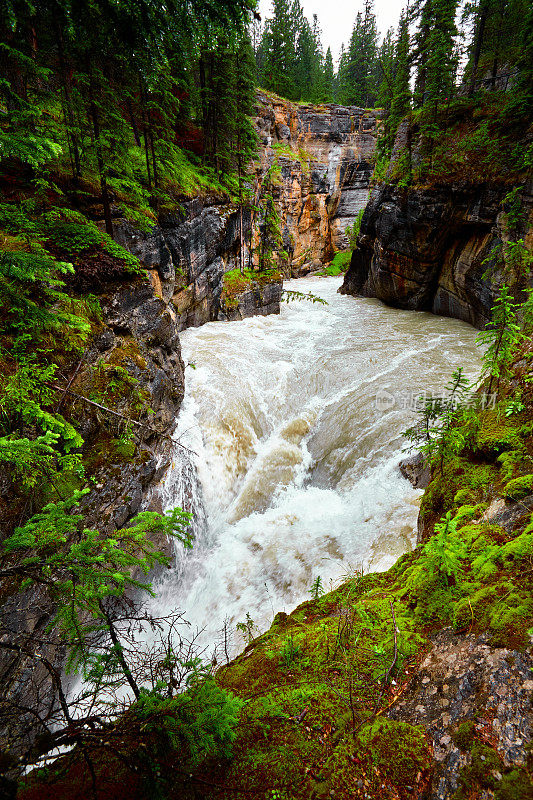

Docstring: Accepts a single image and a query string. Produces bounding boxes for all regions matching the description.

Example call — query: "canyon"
[111,92,380,336]
[3,92,533,800]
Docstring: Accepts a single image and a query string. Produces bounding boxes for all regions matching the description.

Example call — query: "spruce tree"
[375,27,396,110]
[339,0,378,106]
[379,12,411,156]
[463,0,530,94]
[260,0,297,98]
[322,48,335,102]
[390,13,411,130]
[414,0,458,108]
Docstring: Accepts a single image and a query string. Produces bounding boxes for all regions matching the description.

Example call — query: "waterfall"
[147,276,482,660]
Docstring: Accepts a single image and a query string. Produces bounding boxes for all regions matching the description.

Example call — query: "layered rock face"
[340,178,533,329]
[255,92,380,275]
[113,93,380,322]
[114,200,281,330]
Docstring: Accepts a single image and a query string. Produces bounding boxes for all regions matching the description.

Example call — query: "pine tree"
[375,27,396,110]
[511,1,533,114]
[463,0,530,94]
[380,10,411,155]
[260,0,297,99]
[414,0,459,108]
[294,7,316,100]
[426,0,459,105]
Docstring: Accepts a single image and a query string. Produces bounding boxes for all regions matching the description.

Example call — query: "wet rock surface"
[221,280,283,321]
[389,629,533,799]
[400,452,431,489]
[111,93,380,324]
[65,278,186,534]
[255,92,380,275]
[340,183,502,328]
[113,202,271,329]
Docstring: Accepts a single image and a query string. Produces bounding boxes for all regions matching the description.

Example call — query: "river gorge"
[3,78,531,800]
[148,276,482,658]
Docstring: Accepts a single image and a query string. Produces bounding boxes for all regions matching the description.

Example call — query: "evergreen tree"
[336,43,349,101]
[511,1,533,113]
[322,47,335,101]
[259,0,297,98]
[339,0,378,106]
[414,0,459,108]
[379,11,411,156]
[463,0,530,94]
[375,27,396,110]
[294,4,316,100]
[390,14,412,128]
[259,1,328,102]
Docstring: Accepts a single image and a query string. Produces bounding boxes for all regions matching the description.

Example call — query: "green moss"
[475,410,522,456]
[221,268,282,309]
[356,717,431,785]
[451,720,476,751]
[455,503,484,522]
[420,459,498,528]
[504,474,533,501]
[495,768,533,800]
[319,251,351,276]
[497,449,528,481]
[455,743,502,794]
[454,488,472,505]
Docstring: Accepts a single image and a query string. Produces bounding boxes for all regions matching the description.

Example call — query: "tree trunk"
[56,26,81,178]
[127,99,141,146]
[88,73,113,236]
[468,0,489,96]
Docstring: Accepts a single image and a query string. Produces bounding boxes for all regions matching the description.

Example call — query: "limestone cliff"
[111,92,380,327]
[254,91,380,275]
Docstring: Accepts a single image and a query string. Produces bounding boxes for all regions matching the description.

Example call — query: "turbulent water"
[150,276,481,659]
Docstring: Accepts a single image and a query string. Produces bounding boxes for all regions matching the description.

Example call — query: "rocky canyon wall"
[340,128,533,329]
[112,92,381,329]
[255,91,380,275]
[113,199,281,331]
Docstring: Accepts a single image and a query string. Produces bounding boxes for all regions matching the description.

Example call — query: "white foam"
[147,276,482,659]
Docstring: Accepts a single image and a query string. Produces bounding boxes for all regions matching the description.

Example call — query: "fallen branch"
[45,383,195,456]
[54,351,88,412]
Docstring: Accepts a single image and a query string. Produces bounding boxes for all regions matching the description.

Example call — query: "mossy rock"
[356,717,431,781]
[451,720,476,751]
[475,411,522,457]
[504,474,533,501]
[495,768,533,800]
[455,742,502,795]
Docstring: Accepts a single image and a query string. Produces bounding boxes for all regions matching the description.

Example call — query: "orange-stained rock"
[253,91,381,276]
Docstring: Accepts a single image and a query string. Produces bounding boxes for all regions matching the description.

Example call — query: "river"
[150,276,481,660]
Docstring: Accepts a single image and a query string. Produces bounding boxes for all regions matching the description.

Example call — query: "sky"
[257,0,405,63]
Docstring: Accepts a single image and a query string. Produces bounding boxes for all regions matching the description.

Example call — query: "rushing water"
[149,276,481,658]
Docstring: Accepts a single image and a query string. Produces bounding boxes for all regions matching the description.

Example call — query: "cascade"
[147,276,482,659]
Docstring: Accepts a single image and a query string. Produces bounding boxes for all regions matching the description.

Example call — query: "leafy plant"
[281,289,328,305]
[404,367,474,475]
[476,284,529,395]
[423,511,466,584]
[280,634,301,667]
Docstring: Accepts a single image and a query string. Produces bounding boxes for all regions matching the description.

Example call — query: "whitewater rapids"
[149,276,481,658]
